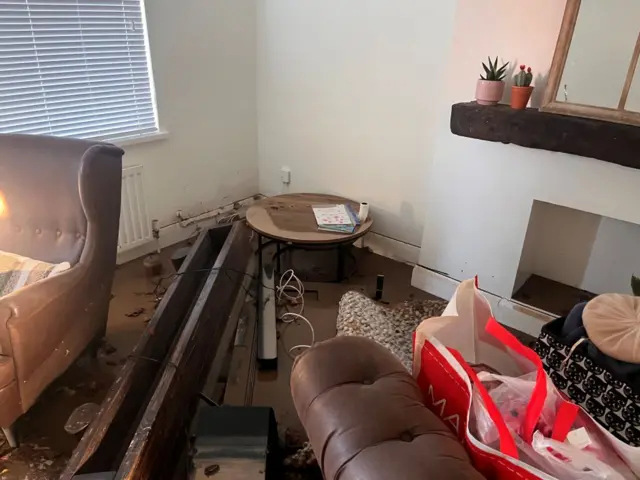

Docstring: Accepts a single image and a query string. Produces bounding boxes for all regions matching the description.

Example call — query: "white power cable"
[276,269,315,355]
[277,269,305,314]
[281,312,315,352]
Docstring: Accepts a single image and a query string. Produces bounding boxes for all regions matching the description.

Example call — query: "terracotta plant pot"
[475,79,505,105]
[511,86,534,110]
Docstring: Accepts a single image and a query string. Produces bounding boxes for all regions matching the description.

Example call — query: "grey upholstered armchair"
[0,134,123,446]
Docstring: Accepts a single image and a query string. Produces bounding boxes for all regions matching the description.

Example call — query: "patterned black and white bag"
[534,316,640,447]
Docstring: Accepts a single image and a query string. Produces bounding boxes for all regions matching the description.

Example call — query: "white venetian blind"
[0,0,158,141]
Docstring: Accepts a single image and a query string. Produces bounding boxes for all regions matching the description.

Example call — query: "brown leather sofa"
[291,336,485,479]
[0,134,123,446]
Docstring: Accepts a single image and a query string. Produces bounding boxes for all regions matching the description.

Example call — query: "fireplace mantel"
[450,102,640,170]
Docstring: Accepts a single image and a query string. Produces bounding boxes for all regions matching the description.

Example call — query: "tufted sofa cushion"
[291,336,485,480]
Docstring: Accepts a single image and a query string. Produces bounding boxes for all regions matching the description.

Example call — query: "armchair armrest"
[0,303,10,355]
[0,264,89,382]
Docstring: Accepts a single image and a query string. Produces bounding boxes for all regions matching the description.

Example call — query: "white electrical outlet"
[280,166,291,185]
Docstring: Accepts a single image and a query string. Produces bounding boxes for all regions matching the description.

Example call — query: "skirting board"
[117,195,259,265]
[411,265,554,337]
[119,199,421,267]
[358,233,420,265]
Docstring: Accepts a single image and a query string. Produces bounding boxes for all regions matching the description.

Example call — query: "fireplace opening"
[512,200,640,316]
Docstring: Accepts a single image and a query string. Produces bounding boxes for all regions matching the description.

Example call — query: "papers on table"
[312,204,360,234]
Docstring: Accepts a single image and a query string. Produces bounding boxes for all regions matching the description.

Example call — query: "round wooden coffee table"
[246,193,373,280]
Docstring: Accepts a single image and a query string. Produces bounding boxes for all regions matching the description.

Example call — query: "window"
[0,0,158,142]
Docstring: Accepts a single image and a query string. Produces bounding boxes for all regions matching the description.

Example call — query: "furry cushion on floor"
[337,291,447,370]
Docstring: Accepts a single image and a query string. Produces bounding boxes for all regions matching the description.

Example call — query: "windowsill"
[112,130,169,148]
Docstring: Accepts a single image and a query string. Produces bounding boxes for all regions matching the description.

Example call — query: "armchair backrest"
[0,134,124,264]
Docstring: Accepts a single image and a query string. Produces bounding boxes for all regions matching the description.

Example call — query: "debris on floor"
[133,291,155,296]
[100,341,117,355]
[204,464,220,476]
[64,403,100,435]
[283,427,306,447]
[283,442,316,469]
[0,244,183,479]
[56,387,76,397]
[1,244,422,480]
[0,438,66,480]
[74,381,99,396]
[125,307,145,317]
[281,428,321,479]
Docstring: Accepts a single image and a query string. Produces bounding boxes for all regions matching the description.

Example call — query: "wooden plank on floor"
[223,297,258,407]
[201,254,257,402]
[114,223,253,480]
[62,229,220,478]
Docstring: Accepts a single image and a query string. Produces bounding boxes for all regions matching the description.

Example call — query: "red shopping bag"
[413,279,579,479]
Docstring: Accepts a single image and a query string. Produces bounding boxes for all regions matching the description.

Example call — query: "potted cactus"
[511,65,534,110]
[476,56,509,105]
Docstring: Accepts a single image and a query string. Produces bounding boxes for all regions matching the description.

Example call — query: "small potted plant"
[476,56,509,105]
[511,65,534,110]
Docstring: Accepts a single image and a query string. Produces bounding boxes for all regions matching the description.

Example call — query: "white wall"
[124,0,258,231]
[515,201,601,292]
[417,0,640,299]
[560,0,640,109]
[582,218,640,295]
[515,202,640,296]
[256,0,456,247]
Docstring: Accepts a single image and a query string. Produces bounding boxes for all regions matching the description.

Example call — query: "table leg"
[2,426,17,448]
[336,245,345,283]
[257,234,263,321]
[276,242,281,275]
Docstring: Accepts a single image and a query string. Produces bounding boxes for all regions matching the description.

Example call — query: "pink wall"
[446,0,564,107]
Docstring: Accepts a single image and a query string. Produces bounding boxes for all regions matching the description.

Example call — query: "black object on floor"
[374,274,385,301]
[192,406,279,479]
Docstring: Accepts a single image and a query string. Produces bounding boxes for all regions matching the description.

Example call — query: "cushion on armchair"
[0,250,70,298]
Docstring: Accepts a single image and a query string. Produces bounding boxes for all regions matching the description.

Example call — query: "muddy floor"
[0,241,428,479]
[0,244,184,480]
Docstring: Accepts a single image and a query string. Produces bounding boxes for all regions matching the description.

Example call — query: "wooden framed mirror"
[541,0,640,126]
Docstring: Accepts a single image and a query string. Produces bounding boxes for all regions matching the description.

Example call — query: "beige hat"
[583,293,640,363]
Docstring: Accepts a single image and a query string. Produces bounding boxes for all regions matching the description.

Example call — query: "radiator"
[118,165,152,251]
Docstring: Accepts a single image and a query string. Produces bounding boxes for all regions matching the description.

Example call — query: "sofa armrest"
[0,264,88,380]
[291,336,484,480]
